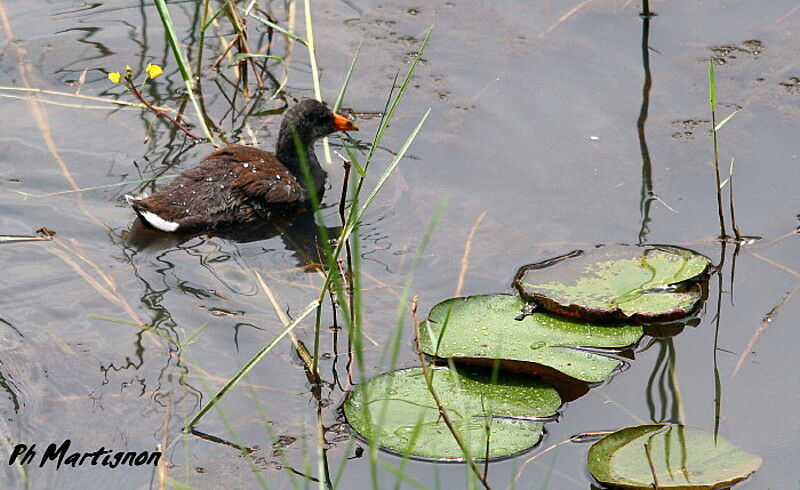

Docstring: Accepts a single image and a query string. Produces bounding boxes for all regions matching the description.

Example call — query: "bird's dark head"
[281,99,358,143]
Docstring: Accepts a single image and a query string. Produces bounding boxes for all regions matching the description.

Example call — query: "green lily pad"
[421,294,643,383]
[343,366,561,461]
[588,424,762,489]
[514,245,711,323]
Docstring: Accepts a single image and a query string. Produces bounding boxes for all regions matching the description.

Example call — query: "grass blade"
[246,10,307,45]
[714,109,739,131]
[153,0,217,145]
[366,26,432,166]
[352,109,431,239]
[342,140,366,177]
[708,58,717,111]
[303,0,322,102]
[334,39,363,112]
[0,235,52,244]
[184,298,320,429]
[302,0,333,166]
[328,108,430,271]
[708,58,726,238]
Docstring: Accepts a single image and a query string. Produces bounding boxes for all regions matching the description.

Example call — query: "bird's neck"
[276,131,327,195]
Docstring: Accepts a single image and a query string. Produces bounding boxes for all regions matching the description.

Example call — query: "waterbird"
[127,99,357,232]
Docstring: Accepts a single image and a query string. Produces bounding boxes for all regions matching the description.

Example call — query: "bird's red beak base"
[333,113,358,132]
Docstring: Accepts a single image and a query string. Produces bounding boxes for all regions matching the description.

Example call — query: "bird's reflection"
[124,207,340,271]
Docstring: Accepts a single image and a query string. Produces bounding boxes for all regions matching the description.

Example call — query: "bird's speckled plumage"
[127,99,356,232]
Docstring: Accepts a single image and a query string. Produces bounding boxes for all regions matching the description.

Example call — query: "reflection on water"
[123,206,338,267]
[0,0,798,488]
[637,0,654,244]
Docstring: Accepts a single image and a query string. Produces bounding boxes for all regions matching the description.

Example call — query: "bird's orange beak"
[333,113,358,131]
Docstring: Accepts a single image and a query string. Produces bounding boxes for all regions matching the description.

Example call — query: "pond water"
[1,0,798,488]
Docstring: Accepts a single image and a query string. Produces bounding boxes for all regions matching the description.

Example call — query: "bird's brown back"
[131,144,306,229]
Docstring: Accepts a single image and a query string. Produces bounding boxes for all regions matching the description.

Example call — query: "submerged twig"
[48,239,144,327]
[255,272,315,372]
[454,212,486,296]
[8,175,178,199]
[0,1,105,229]
[751,252,800,278]
[537,0,600,39]
[732,284,799,378]
[769,227,799,245]
[184,298,320,429]
[511,432,587,485]
[776,4,800,23]
[157,390,172,490]
[0,86,178,112]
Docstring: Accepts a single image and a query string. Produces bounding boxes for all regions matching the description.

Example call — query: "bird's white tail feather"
[138,210,180,232]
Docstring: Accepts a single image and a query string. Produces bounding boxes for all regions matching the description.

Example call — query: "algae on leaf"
[515,245,711,323]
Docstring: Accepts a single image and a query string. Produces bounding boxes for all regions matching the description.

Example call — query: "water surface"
[1,0,798,488]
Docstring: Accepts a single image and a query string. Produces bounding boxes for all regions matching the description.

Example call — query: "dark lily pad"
[343,366,561,461]
[421,294,643,383]
[514,245,711,323]
[588,424,762,489]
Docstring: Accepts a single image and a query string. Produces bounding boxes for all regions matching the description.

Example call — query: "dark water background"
[0,0,798,488]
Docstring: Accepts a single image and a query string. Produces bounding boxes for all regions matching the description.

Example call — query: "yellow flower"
[146,63,163,79]
[108,72,121,84]
[125,65,132,75]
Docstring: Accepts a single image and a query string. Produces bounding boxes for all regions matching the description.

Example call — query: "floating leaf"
[344,366,561,461]
[514,245,711,323]
[588,424,762,489]
[421,295,642,383]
